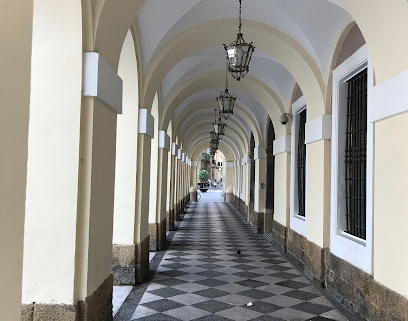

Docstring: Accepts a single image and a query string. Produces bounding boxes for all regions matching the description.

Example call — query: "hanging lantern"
[223,0,255,81]
[212,108,227,137]
[210,131,219,142]
[210,140,219,150]
[216,66,236,120]
[214,120,227,136]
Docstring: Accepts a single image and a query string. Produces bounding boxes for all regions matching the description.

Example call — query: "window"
[330,44,373,273]
[290,96,307,236]
[297,109,307,217]
[344,69,367,239]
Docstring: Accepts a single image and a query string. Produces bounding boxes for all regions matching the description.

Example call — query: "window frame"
[331,44,374,274]
[290,96,307,236]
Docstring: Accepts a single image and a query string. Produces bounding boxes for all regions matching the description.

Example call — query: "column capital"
[305,115,331,144]
[177,149,182,160]
[138,109,154,138]
[172,142,178,156]
[254,146,267,160]
[273,135,291,155]
[158,131,170,151]
[191,161,197,168]
[83,52,123,114]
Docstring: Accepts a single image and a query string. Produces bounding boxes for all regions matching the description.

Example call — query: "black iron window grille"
[297,109,307,217]
[344,68,367,239]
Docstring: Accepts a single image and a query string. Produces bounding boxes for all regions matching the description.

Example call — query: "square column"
[22,50,119,320]
[252,147,267,232]
[152,131,170,251]
[272,135,291,251]
[133,109,154,283]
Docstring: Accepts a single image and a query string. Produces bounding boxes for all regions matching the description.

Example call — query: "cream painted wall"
[86,101,117,296]
[225,167,233,193]
[22,0,83,304]
[255,158,267,213]
[135,134,152,243]
[339,0,408,85]
[113,30,139,245]
[0,1,32,318]
[306,140,331,248]
[373,113,408,298]
[274,153,291,226]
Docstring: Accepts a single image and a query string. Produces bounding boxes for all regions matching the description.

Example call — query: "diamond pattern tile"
[120,195,348,321]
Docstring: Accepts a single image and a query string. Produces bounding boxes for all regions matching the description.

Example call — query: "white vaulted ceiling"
[133,0,351,157]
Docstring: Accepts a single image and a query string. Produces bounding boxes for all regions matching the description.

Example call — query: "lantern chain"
[239,0,242,34]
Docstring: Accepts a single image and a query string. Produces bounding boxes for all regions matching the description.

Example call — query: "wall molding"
[369,68,408,123]
[273,135,291,155]
[138,109,154,138]
[305,115,332,144]
[83,52,123,114]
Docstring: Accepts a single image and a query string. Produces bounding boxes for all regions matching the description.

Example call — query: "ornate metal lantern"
[223,0,255,81]
[210,131,219,142]
[210,140,219,150]
[213,109,227,136]
[216,67,236,120]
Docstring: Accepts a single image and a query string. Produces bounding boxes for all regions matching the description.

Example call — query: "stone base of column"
[263,209,273,233]
[22,275,113,321]
[149,223,158,251]
[135,236,150,284]
[225,192,233,202]
[231,196,249,220]
[149,219,167,251]
[326,251,408,321]
[190,191,197,202]
[112,244,136,285]
[166,210,174,231]
[267,220,408,321]
[287,228,325,286]
[112,236,149,285]
[249,208,264,233]
[271,219,287,253]
[175,203,181,221]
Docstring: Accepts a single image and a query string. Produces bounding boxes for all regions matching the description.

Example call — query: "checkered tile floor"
[130,200,348,321]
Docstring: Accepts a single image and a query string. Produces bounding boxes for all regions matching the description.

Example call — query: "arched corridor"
[2,1,408,321]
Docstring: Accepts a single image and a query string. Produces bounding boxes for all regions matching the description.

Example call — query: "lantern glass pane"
[217,97,223,111]
[241,45,249,65]
[236,46,244,66]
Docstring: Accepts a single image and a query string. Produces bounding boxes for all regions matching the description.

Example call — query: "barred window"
[297,109,307,217]
[344,68,367,239]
